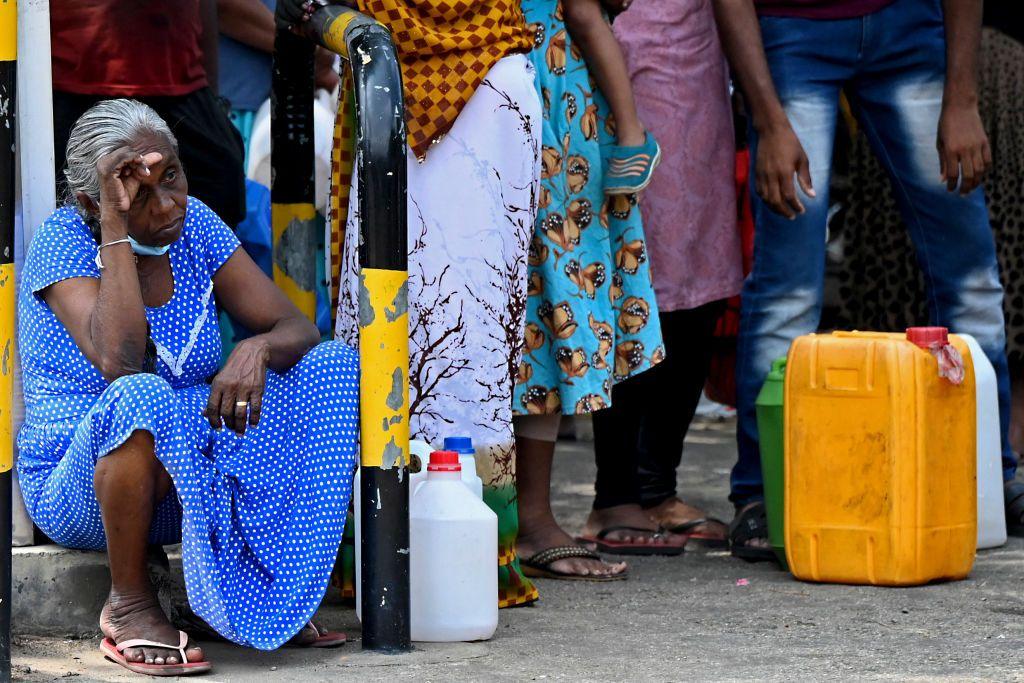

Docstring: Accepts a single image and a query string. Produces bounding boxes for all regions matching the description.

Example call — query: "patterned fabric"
[356,0,533,159]
[17,199,360,649]
[329,70,355,319]
[337,54,541,608]
[514,0,664,416]
[329,1,531,315]
[613,0,743,312]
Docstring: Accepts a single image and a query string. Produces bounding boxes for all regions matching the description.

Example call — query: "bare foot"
[517,521,627,579]
[286,621,342,647]
[287,622,319,647]
[645,498,728,541]
[100,588,204,666]
[582,504,687,547]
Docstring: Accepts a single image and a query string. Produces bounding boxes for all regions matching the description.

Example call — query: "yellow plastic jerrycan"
[784,328,977,586]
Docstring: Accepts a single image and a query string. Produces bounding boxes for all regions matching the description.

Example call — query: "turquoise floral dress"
[514,0,664,416]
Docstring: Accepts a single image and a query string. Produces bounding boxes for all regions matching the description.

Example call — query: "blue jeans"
[733,0,1016,505]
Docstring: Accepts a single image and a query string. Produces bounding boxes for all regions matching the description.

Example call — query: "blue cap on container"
[443,436,474,454]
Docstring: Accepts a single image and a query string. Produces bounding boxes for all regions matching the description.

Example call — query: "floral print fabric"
[514,0,664,416]
[336,55,541,608]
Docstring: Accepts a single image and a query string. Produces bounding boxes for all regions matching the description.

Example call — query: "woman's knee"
[298,341,360,378]
[103,373,176,411]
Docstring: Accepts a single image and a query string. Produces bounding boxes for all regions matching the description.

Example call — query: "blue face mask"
[128,235,171,257]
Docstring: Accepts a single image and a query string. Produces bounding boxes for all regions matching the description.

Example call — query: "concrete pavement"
[11,417,1024,681]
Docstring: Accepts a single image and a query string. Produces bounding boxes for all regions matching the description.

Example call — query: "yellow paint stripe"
[1,262,14,472]
[271,202,318,322]
[359,267,409,470]
[320,12,359,60]
[0,0,16,62]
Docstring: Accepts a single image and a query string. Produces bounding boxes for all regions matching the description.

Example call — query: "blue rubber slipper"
[604,132,662,195]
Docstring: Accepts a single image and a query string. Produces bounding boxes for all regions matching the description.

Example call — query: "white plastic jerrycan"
[442,436,484,499]
[411,451,498,642]
[354,439,432,621]
[960,333,1007,549]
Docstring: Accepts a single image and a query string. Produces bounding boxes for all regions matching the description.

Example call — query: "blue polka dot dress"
[16,197,359,650]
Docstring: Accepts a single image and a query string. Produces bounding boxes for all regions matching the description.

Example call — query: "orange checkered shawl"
[358,0,533,159]
[329,0,533,317]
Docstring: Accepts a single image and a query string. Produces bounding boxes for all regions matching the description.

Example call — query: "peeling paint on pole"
[359,268,409,469]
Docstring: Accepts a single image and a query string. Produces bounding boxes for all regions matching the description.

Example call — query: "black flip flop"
[576,526,686,557]
[729,502,776,563]
[520,545,627,581]
[1005,481,1024,537]
[666,517,729,549]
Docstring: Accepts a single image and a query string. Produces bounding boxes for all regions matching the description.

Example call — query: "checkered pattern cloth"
[329,0,533,319]
[357,0,533,159]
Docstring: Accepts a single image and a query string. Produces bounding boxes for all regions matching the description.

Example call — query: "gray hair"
[63,98,179,216]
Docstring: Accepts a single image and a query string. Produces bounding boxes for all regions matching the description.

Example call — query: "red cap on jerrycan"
[428,451,462,472]
[906,326,948,348]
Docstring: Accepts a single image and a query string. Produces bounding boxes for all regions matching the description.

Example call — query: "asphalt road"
[12,417,1024,681]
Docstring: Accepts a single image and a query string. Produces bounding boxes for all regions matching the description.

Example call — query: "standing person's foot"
[577,504,687,556]
[605,131,661,195]
[729,501,775,562]
[517,522,628,581]
[99,588,210,676]
[644,497,729,548]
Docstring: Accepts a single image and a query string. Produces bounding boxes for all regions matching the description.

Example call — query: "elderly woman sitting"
[17,99,358,676]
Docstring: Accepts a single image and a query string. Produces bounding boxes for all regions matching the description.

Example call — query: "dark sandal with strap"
[576,526,686,557]
[667,517,729,549]
[729,502,776,563]
[520,545,627,582]
[1005,481,1024,537]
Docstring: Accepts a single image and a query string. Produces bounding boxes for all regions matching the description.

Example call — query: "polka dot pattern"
[16,198,359,650]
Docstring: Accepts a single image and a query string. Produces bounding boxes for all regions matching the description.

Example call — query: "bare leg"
[514,431,627,578]
[563,0,645,146]
[94,430,205,666]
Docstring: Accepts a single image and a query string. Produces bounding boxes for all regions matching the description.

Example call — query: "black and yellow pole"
[279,6,411,652]
[308,7,410,654]
[0,0,16,678]
[271,26,318,321]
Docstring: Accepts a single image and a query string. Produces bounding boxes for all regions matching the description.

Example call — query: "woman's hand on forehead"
[98,147,165,213]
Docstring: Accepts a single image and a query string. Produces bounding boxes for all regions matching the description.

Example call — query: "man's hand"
[937,100,991,195]
[754,122,815,219]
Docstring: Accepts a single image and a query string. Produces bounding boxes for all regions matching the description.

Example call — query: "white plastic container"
[354,439,431,621]
[960,333,1007,549]
[410,451,498,642]
[442,436,484,499]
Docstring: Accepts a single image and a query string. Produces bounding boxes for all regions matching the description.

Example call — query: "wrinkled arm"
[213,248,320,373]
[44,229,148,382]
[206,247,320,434]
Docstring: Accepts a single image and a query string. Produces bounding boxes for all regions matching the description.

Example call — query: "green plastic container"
[755,356,787,568]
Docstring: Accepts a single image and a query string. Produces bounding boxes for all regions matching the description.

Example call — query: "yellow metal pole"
[302,8,411,652]
[1,0,17,676]
[270,28,318,321]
